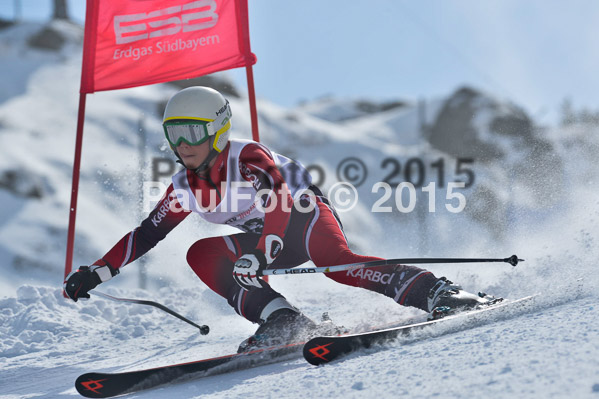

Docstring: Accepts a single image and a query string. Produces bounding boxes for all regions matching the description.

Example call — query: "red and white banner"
[80,0,256,93]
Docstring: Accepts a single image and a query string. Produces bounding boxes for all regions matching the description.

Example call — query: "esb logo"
[114,0,219,45]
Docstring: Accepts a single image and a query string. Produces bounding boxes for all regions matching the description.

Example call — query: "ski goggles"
[163,102,232,147]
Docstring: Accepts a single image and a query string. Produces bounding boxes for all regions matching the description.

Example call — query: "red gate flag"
[81,0,256,93]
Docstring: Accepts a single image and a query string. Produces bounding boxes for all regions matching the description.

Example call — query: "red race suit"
[93,139,438,323]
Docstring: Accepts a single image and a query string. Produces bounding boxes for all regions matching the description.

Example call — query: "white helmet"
[162,86,232,154]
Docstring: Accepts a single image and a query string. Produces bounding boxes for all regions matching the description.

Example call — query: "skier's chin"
[181,155,204,169]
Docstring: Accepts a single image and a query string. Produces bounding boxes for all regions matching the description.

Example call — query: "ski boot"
[237,309,346,353]
[237,308,317,353]
[427,277,502,320]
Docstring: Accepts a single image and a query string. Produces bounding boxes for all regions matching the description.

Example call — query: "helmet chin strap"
[174,136,220,176]
[193,136,220,175]
[193,151,219,175]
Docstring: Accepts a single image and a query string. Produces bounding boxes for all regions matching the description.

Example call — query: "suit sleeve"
[238,143,293,260]
[92,184,190,270]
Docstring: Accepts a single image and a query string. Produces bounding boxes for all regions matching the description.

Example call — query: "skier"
[64,86,497,350]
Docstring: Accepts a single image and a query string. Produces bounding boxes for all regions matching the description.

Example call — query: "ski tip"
[76,373,112,398]
[303,339,335,366]
[303,337,351,366]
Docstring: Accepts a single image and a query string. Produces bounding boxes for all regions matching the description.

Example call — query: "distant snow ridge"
[0,20,82,104]
[296,96,407,122]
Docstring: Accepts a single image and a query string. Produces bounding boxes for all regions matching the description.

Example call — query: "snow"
[1,20,599,399]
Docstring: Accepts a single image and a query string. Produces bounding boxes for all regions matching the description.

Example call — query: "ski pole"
[91,290,210,335]
[262,255,523,276]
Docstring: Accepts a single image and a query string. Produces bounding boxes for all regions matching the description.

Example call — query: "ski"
[76,296,537,397]
[75,342,304,398]
[303,295,536,366]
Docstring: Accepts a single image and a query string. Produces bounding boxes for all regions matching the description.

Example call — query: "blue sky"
[2,0,598,125]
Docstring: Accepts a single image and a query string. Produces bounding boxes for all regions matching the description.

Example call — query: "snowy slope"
[1,269,597,398]
[1,20,599,399]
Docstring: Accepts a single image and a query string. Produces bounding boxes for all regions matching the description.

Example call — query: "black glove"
[63,265,117,302]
